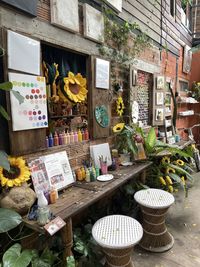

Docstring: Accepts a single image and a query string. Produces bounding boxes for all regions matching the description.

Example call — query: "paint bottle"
[54,132,59,146]
[81,167,86,180]
[63,132,67,145]
[66,132,70,144]
[76,168,83,181]
[46,136,49,148]
[85,168,90,182]
[84,129,89,140]
[50,187,57,204]
[49,133,54,147]
[95,167,100,177]
[74,131,78,142]
[59,133,63,145]
[78,129,82,142]
[70,131,74,143]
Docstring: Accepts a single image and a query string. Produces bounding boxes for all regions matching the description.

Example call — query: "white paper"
[8,30,40,75]
[95,58,110,89]
[90,143,112,168]
[9,72,48,131]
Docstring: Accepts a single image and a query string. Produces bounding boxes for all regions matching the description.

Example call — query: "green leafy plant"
[0,208,22,233]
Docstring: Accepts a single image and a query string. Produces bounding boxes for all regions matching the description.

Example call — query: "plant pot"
[119,153,131,164]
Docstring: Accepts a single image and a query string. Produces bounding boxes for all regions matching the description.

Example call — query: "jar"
[37,206,50,226]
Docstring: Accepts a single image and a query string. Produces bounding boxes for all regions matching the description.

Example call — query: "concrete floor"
[133,172,200,267]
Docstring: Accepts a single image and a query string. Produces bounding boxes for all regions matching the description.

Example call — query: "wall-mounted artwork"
[9,72,48,131]
[105,0,122,12]
[183,45,192,74]
[156,92,164,105]
[83,4,104,43]
[50,0,79,33]
[157,76,165,89]
[155,108,164,121]
[0,0,38,16]
[95,58,110,89]
[7,31,40,75]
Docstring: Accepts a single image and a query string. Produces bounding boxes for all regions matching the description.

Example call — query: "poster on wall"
[28,151,74,194]
[9,72,48,131]
[155,108,164,121]
[95,58,110,89]
[156,92,164,105]
[156,76,165,89]
[183,45,192,74]
[7,30,40,75]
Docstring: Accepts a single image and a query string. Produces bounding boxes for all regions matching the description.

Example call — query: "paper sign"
[44,217,66,236]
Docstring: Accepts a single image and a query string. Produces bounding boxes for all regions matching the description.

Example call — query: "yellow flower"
[168,185,174,193]
[181,176,186,186]
[166,175,173,185]
[166,167,175,174]
[116,96,125,116]
[176,159,184,166]
[113,123,125,133]
[63,72,87,103]
[0,157,30,188]
[174,189,178,193]
[159,176,166,185]
[161,156,170,164]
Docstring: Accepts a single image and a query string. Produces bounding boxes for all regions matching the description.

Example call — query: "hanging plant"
[62,72,88,103]
[116,96,125,116]
[0,157,30,188]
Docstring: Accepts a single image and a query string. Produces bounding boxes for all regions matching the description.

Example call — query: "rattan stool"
[134,188,175,252]
[92,215,143,267]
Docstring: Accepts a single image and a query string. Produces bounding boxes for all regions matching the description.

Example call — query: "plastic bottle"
[59,133,63,145]
[81,167,86,180]
[78,129,82,142]
[64,132,67,145]
[82,130,85,141]
[54,132,59,146]
[66,132,70,144]
[85,168,90,182]
[70,131,74,143]
[46,136,49,148]
[84,129,89,140]
[49,133,54,147]
[50,187,57,204]
[76,168,83,181]
[74,131,78,142]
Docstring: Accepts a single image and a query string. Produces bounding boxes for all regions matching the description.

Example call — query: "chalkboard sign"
[0,0,38,16]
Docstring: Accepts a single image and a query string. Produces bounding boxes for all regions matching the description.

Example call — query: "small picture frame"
[156,92,164,105]
[155,108,164,121]
[95,58,110,89]
[157,76,165,89]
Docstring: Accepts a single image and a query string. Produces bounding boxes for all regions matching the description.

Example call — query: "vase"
[37,190,48,208]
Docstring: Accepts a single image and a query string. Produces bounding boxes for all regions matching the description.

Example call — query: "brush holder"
[134,188,175,252]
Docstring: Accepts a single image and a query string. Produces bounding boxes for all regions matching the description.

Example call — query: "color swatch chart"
[9,72,48,131]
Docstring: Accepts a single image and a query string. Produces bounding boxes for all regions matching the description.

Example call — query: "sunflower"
[0,157,30,188]
[113,123,125,133]
[159,176,166,186]
[63,72,87,103]
[161,156,170,164]
[116,96,125,116]
[166,167,175,174]
[175,159,184,166]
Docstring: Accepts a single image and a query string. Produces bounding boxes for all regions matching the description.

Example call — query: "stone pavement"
[133,172,200,267]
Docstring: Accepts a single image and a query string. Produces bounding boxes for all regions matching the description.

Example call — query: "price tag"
[44,216,66,236]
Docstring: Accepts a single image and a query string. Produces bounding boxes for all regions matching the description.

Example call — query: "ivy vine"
[98,7,151,67]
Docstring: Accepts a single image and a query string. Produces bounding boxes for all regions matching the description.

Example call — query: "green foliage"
[144,127,156,154]
[66,256,76,267]
[115,125,138,155]
[31,248,58,267]
[99,7,151,66]
[0,208,22,233]
[2,244,33,267]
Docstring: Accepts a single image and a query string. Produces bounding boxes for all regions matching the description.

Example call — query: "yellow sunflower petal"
[1,177,8,186]
[7,179,14,187]
[113,123,125,133]
[159,176,166,185]
[168,185,173,193]
[166,175,173,185]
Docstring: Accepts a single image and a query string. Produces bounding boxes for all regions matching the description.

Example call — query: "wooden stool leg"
[140,206,174,252]
[103,247,134,267]
[61,218,73,262]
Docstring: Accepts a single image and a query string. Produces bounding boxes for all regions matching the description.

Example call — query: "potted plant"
[112,123,138,163]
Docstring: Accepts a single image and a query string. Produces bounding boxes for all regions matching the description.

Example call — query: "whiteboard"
[8,30,40,75]
[90,143,112,168]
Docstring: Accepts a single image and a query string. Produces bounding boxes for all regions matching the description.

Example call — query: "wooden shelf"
[50,114,87,119]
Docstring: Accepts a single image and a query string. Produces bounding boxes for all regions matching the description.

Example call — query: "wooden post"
[60,218,73,265]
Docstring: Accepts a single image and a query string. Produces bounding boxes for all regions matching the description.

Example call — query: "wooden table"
[23,161,152,259]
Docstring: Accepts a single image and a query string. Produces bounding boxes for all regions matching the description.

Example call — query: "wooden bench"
[23,161,152,259]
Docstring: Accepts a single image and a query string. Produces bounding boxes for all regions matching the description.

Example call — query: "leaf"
[145,127,156,153]
[124,184,135,195]
[40,247,57,265]
[3,244,21,267]
[0,208,22,233]
[169,164,193,181]
[0,82,13,91]
[0,150,10,171]
[31,258,51,267]
[11,91,25,105]
[66,256,76,267]
[0,105,10,120]
[168,173,182,183]
[13,249,33,267]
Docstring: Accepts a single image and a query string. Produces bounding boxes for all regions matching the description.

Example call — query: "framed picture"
[155,108,164,121]
[156,92,164,105]
[183,45,192,74]
[95,58,110,89]
[157,76,165,89]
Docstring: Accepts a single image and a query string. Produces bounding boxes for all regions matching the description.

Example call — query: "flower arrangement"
[116,96,125,116]
[0,156,30,188]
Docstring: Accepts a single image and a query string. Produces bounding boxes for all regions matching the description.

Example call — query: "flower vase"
[37,191,48,208]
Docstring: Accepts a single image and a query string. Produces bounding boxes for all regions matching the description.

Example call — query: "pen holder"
[100,162,108,175]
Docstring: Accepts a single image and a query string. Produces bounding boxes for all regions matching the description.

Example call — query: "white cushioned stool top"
[134,188,175,209]
[92,215,143,249]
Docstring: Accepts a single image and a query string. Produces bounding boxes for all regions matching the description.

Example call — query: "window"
[181,0,192,30]
[170,0,176,17]
[179,80,189,93]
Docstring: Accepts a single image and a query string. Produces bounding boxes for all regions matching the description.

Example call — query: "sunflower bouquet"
[0,156,30,188]
[147,155,194,195]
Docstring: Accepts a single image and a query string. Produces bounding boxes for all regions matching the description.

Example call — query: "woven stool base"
[139,232,174,252]
[103,247,134,267]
